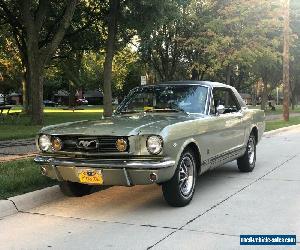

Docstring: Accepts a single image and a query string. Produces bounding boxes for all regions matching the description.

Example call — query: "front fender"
[163,137,202,177]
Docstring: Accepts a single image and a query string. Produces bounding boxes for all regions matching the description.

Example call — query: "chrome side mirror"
[216,105,225,115]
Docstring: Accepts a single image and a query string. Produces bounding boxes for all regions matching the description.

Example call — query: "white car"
[0,94,4,105]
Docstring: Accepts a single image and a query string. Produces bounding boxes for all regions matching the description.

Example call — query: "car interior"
[211,88,240,115]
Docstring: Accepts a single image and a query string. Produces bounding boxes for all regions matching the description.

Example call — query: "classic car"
[34,81,265,207]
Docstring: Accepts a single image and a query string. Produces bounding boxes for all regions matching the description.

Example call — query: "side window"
[212,88,240,114]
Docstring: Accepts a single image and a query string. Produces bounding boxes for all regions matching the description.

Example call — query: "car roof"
[144,80,246,108]
[153,80,232,89]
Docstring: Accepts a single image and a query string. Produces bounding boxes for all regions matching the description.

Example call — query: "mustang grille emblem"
[77,139,98,149]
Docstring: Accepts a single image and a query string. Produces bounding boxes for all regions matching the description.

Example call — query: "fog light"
[149,173,157,182]
[116,138,127,152]
[52,137,63,151]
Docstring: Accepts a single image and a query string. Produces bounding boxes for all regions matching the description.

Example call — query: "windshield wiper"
[145,108,187,113]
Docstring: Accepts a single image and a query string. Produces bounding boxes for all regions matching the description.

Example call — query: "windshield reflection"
[116,85,208,115]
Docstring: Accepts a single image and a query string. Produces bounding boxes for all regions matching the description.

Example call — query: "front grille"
[57,136,129,153]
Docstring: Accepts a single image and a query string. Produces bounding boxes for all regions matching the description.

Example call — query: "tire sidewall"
[247,135,256,169]
[177,151,196,200]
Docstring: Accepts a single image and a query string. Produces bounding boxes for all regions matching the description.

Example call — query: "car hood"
[40,113,205,136]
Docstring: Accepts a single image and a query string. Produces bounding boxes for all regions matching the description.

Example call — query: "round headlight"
[38,134,51,151]
[147,136,163,154]
[52,137,63,151]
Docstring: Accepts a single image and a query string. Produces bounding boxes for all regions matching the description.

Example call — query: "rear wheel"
[237,134,256,172]
[162,149,197,207]
[59,181,93,197]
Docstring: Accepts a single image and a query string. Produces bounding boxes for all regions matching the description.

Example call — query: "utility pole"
[283,0,290,121]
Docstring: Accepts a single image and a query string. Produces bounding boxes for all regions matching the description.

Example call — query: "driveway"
[0,127,299,250]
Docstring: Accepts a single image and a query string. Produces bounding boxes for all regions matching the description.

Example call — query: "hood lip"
[39,113,207,137]
[40,120,90,133]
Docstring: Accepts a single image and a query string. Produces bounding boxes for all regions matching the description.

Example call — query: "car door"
[213,87,245,152]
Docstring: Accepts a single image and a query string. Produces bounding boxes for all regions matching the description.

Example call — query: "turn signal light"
[52,137,63,151]
[116,138,127,152]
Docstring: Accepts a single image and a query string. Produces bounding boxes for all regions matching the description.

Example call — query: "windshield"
[116,85,209,114]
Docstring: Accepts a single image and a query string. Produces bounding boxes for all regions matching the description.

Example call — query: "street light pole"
[283,0,290,121]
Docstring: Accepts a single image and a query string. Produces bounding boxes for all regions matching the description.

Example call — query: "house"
[84,90,103,105]
[54,90,69,105]
[8,92,22,105]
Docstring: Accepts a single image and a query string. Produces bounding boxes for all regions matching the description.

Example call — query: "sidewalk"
[0,138,36,162]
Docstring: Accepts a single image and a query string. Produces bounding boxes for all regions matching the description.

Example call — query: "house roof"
[84,90,103,98]
[54,90,69,97]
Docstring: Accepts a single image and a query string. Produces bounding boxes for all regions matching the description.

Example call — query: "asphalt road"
[0,127,300,250]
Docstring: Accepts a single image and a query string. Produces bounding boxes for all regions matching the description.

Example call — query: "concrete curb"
[0,185,63,219]
[264,124,300,136]
[0,200,18,218]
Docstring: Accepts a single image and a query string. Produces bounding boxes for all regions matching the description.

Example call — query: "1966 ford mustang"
[34,81,265,207]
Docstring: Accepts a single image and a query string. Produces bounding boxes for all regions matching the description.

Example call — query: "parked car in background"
[0,94,4,105]
[35,81,265,207]
[43,100,58,107]
[76,98,89,105]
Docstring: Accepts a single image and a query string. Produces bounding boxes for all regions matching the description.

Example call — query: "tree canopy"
[0,0,299,123]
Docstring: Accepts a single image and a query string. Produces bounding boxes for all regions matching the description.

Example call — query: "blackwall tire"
[162,149,197,207]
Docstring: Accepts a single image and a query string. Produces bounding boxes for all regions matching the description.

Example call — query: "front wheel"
[237,134,256,172]
[162,149,197,207]
[59,181,93,197]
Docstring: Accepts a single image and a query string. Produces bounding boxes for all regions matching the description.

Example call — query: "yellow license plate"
[78,170,103,185]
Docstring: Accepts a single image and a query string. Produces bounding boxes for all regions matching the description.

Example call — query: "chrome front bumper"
[34,156,176,186]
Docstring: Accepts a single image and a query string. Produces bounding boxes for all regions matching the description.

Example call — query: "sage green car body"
[34,81,265,186]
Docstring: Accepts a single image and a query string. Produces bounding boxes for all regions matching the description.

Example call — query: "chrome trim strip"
[34,156,175,170]
[202,146,246,168]
[123,168,132,186]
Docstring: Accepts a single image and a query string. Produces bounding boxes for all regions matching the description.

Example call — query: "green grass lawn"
[0,107,104,140]
[1,105,300,140]
[248,105,300,115]
[265,116,300,131]
[0,158,57,199]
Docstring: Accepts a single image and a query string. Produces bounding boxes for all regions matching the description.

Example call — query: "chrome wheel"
[162,149,197,207]
[179,154,195,197]
[247,137,255,165]
[237,134,256,173]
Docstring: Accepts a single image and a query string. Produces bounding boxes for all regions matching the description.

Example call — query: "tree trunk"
[282,0,290,121]
[226,65,231,85]
[251,83,257,106]
[68,81,76,107]
[22,68,31,114]
[28,61,44,124]
[20,0,78,124]
[291,91,295,110]
[103,0,120,117]
[191,67,199,80]
[261,82,268,110]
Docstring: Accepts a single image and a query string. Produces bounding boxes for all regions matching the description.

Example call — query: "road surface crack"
[146,154,298,249]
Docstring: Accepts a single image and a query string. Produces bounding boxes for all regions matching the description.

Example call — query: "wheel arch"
[176,139,202,174]
[250,126,258,145]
